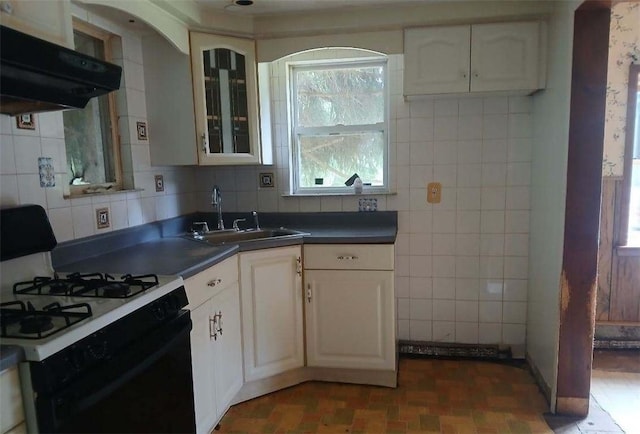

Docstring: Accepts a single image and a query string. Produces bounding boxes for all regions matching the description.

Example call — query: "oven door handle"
[39,312,192,421]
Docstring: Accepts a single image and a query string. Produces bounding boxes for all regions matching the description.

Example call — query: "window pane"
[295,65,384,127]
[64,30,115,186]
[298,132,384,188]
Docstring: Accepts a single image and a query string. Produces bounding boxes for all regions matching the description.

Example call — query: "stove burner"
[101,283,131,298]
[19,315,54,334]
[48,281,70,295]
[0,300,93,339]
[13,273,159,299]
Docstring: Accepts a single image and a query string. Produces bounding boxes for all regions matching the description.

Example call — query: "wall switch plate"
[427,182,442,204]
[96,207,110,229]
[358,198,378,212]
[155,175,164,192]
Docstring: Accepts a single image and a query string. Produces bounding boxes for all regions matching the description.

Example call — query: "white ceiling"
[195,0,431,16]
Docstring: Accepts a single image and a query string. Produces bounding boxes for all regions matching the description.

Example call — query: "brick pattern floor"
[218,357,553,433]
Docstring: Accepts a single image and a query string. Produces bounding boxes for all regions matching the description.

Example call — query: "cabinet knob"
[473,71,479,78]
[462,71,468,79]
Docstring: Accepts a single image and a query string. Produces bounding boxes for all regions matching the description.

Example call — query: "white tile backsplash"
[2,45,536,352]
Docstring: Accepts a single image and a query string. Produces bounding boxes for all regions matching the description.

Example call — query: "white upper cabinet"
[143,32,271,166]
[190,32,263,165]
[0,0,73,48]
[404,26,471,95]
[404,21,546,97]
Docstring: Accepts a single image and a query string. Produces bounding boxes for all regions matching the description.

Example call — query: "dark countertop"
[56,238,239,278]
[1,345,24,371]
[53,211,397,280]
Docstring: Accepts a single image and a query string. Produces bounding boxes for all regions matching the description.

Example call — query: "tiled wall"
[0,8,197,242]
[199,51,533,355]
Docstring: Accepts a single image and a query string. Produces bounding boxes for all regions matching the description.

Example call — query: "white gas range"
[0,205,196,433]
[0,251,184,361]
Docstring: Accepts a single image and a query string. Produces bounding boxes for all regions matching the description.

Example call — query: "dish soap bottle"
[354,177,363,194]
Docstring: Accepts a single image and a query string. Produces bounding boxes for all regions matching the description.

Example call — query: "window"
[289,58,388,194]
[63,22,121,194]
[621,64,640,246]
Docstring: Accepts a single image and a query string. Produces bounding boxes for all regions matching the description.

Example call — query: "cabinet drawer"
[185,256,238,309]
[304,244,394,270]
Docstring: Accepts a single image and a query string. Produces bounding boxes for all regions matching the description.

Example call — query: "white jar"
[354,177,363,194]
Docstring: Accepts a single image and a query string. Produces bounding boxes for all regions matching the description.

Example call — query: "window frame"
[66,19,122,196]
[288,57,389,195]
[618,64,640,248]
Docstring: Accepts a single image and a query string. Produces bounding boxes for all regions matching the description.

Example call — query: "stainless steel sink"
[187,228,305,245]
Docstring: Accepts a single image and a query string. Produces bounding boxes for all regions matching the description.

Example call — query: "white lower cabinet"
[239,246,304,382]
[186,257,243,434]
[305,270,395,370]
[0,366,25,434]
[304,244,396,371]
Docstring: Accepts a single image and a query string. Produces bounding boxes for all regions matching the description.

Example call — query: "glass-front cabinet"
[190,33,262,165]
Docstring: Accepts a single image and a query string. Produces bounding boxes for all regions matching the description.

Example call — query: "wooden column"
[556,1,611,417]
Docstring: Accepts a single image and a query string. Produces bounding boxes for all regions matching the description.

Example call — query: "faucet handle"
[191,221,210,234]
[232,218,246,231]
[251,211,260,230]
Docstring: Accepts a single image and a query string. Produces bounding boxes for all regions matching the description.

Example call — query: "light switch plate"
[427,182,442,204]
[96,207,110,229]
[155,175,164,192]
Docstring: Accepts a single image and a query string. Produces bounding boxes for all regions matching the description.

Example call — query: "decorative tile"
[38,157,55,187]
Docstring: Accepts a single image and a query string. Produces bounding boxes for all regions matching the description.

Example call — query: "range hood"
[0,25,122,116]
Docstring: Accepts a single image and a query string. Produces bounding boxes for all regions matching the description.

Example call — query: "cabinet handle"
[201,133,208,153]
[208,316,216,339]
[296,256,302,276]
[216,311,223,337]
[337,255,358,261]
[307,284,312,303]
[207,278,222,287]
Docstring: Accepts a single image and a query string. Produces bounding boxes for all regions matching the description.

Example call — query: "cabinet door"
[191,32,262,165]
[0,0,73,48]
[211,282,243,418]
[305,270,395,370]
[190,300,217,434]
[470,22,541,92]
[404,26,471,96]
[240,246,304,381]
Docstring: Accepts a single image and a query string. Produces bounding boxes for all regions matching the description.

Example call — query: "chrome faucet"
[252,211,260,230]
[212,185,224,230]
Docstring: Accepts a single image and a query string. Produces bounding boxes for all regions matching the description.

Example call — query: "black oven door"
[34,310,196,433]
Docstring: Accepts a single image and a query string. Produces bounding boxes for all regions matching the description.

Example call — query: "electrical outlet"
[358,198,378,212]
[427,182,442,204]
[96,208,110,229]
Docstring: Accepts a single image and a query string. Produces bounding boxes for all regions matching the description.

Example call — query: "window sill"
[615,246,640,257]
[64,188,144,200]
[282,191,396,197]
